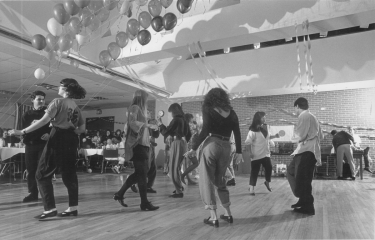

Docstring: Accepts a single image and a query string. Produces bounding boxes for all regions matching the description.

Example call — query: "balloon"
[88,16,101,31]
[64,0,80,16]
[103,0,118,10]
[137,29,151,46]
[162,12,177,31]
[127,8,133,18]
[120,0,132,15]
[148,0,162,17]
[71,59,80,68]
[68,17,82,34]
[76,33,89,45]
[177,0,191,14]
[135,0,148,6]
[97,8,110,22]
[160,0,173,8]
[58,33,73,51]
[46,51,57,61]
[57,50,70,58]
[53,3,71,25]
[127,19,140,36]
[31,34,46,51]
[151,16,164,32]
[180,0,193,8]
[138,11,151,29]
[88,0,104,14]
[74,0,90,8]
[45,34,59,51]
[47,18,63,36]
[79,8,94,27]
[108,42,121,60]
[99,50,112,67]
[34,68,45,80]
[116,31,129,48]
[126,30,136,40]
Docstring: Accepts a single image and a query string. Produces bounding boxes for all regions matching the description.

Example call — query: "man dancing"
[22,91,50,202]
[287,97,323,215]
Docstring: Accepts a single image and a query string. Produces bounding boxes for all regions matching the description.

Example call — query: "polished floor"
[0,169,374,240]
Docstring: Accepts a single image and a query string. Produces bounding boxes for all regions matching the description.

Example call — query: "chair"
[101,149,119,173]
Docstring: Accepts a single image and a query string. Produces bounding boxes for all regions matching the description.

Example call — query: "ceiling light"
[359,23,369,28]
[176,56,182,60]
[285,37,293,42]
[224,48,230,54]
[200,52,206,57]
[254,43,260,49]
[320,32,328,37]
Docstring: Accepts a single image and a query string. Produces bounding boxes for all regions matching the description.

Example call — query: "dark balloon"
[31,34,46,50]
[53,3,71,25]
[177,0,191,14]
[180,0,194,8]
[162,12,177,31]
[137,29,151,46]
[64,0,81,16]
[151,16,164,32]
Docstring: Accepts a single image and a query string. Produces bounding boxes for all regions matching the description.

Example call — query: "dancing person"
[21,91,51,203]
[157,103,191,198]
[186,88,242,227]
[146,116,160,193]
[331,129,356,180]
[181,115,199,185]
[10,78,86,220]
[287,97,323,215]
[113,90,159,211]
[245,112,279,195]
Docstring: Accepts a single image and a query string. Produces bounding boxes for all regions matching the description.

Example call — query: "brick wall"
[182,87,375,175]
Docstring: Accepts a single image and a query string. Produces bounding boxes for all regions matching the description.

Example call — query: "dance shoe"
[169,193,183,198]
[264,181,272,192]
[140,202,159,211]
[226,179,236,186]
[23,194,38,203]
[37,210,57,220]
[146,188,157,193]
[203,217,219,228]
[61,210,78,217]
[293,206,315,215]
[220,214,233,223]
[113,193,128,207]
[130,184,138,193]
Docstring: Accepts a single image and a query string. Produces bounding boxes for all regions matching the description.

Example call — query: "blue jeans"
[199,137,232,210]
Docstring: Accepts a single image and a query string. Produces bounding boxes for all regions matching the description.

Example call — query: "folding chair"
[101,149,119,173]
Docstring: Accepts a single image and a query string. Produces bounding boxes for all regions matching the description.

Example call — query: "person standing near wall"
[287,97,323,216]
[331,129,356,180]
[10,78,86,220]
[21,91,51,203]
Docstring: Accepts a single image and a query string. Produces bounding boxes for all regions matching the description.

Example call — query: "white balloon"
[76,33,89,46]
[34,68,46,80]
[47,18,63,37]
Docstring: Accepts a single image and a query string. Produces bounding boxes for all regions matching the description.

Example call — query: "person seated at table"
[114,129,122,142]
[331,130,356,180]
[103,129,113,143]
[80,129,93,149]
[348,127,373,173]
[105,139,117,149]
[0,129,8,147]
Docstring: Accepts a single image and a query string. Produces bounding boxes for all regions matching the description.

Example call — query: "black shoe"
[337,176,345,180]
[364,167,373,174]
[203,217,219,227]
[172,186,184,194]
[350,176,356,181]
[220,214,233,223]
[293,206,315,215]
[140,202,159,211]
[37,210,58,220]
[147,187,157,193]
[264,181,272,192]
[113,193,128,207]
[291,201,303,208]
[23,194,38,203]
[226,178,236,186]
[169,193,183,198]
[131,185,138,193]
[60,210,78,217]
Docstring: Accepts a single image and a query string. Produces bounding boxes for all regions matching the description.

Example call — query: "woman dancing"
[186,88,242,227]
[11,78,86,220]
[113,90,159,211]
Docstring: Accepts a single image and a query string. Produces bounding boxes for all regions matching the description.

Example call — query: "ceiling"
[0,0,374,111]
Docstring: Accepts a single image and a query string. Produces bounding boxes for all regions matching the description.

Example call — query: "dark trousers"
[25,143,45,196]
[287,151,317,206]
[147,146,156,188]
[118,145,149,204]
[249,157,272,186]
[36,128,79,211]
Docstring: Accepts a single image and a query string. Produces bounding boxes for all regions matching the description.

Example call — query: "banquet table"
[81,148,125,159]
[0,147,25,161]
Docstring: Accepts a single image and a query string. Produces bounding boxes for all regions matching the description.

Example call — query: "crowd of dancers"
[10,77,330,225]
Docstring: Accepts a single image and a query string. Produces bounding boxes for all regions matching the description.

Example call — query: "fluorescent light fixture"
[254,43,260,49]
[224,47,230,54]
[176,56,182,60]
[359,23,369,28]
[320,32,328,37]
[285,37,293,42]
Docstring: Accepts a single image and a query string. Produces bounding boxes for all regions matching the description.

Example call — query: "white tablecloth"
[81,148,125,159]
[0,147,25,161]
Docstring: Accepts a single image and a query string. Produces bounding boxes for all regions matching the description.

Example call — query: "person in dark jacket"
[331,130,356,180]
[21,91,51,203]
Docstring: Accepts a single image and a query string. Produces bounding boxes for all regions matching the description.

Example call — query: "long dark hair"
[60,78,86,99]
[131,90,148,111]
[203,88,232,112]
[168,103,184,117]
[249,112,267,135]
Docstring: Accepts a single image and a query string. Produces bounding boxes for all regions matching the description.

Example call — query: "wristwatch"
[22,130,27,135]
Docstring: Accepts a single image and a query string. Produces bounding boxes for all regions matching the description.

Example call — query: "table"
[0,147,25,161]
[81,148,125,159]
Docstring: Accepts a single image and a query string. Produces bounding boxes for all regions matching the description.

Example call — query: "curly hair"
[60,78,86,99]
[203,88,232,112]
[30,90,46,100]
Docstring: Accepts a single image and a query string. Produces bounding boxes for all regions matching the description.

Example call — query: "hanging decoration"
[64,0,81,16]
[31,34,47,51]
[162,12,177,31]
[34,68,46,80]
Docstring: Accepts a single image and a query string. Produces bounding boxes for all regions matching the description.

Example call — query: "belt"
[210,134,230,141]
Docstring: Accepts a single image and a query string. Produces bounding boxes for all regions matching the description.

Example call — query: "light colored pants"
[336,144,355,177]
[199,137,232,210]
[169,139,187,194]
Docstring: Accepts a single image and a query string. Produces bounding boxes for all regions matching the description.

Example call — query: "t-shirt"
[45,98,84,129]
[245,130,271,161]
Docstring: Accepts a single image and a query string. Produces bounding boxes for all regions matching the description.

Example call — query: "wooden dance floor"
[0,170,374,240]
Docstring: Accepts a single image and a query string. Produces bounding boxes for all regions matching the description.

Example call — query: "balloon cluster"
[31,0,195,70]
